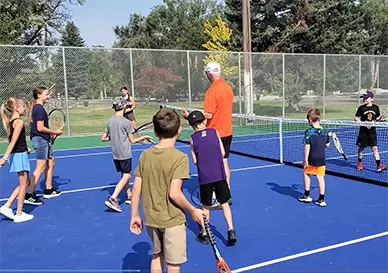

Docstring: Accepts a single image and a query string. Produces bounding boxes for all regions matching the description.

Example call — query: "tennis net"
[163,105,388,186]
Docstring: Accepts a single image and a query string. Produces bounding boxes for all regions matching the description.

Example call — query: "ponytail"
[1,97,17,135]
[28,99,36,123]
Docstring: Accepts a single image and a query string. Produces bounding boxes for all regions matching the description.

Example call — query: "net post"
[62,46,71,137]
[358,54,362,105]
[238,52,242,125]
[279,119,283,164]
[282,53,285,118]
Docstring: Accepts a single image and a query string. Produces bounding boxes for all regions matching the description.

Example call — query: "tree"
[60,21,88,99]
[61,21,85,47]
[113,0,223,50]
[202,16,238,76]
[0,0,85,46]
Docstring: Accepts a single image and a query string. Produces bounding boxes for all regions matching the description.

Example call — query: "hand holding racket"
[202,214,232,273]
[328,132,347,161]
[48,108,66,158]
[133,121,156,144]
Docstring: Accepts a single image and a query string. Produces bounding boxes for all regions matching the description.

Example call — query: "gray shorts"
[124,111,135,121]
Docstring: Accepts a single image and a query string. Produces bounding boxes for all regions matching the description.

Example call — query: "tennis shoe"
[228,229,237,245]
[298,195,312,203]
[0,206,14,220]
[315,199,327,207]
[195,231,209,245]
[43,188,62,199]
[105,197,122,212]
[24,193,44,205]
[377,164,387,172]
[357,162,363,171]
[14,212,34,223]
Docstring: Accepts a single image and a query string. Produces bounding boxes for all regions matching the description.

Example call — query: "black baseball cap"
[359,90,374,100]
[188,110,205,126]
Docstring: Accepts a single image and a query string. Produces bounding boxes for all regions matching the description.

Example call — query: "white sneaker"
[13,212,34,223]
[0,206,14,220]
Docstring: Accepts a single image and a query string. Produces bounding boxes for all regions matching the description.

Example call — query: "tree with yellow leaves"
[202,16,238,76]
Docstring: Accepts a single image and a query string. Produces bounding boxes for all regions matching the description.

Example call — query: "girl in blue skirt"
[0,97,34,223]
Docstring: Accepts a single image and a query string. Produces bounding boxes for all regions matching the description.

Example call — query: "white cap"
[204,62,221,74]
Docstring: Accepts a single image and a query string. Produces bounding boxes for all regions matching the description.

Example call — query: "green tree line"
[0,0,387,111]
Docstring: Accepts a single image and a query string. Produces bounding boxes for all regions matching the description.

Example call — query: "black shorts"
[357,130,377,148]
[113,158,132,174]
[221,135,233,158]
[200,179,231,207]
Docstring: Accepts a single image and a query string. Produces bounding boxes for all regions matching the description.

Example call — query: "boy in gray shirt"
[101,97,153,212]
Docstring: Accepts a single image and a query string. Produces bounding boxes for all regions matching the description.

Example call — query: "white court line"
[19,144,191,161]
[231,231,388,273]
[0,163,284,201]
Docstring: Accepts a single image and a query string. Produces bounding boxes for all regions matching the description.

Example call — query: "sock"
[304,190,310,197]
[319,194,325,200]
[376,159,381,167]
[358,158,362,163]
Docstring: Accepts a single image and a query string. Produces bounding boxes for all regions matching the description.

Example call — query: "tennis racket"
[202,214,231,273]
[329,132,347,161]
[48,108,66,158]
[133,121,153,133]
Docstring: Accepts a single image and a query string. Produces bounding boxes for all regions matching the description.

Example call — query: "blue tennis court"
[0,140,387,272]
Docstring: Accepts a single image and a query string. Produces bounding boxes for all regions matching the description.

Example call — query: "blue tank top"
[191,128,226,185]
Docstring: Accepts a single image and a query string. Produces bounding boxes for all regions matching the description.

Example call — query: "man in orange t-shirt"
[183,62,234,190]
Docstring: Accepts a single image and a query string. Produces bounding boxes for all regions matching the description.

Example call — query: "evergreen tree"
[61,21,85,47]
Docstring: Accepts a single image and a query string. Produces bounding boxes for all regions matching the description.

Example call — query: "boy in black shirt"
[354,91,387,172]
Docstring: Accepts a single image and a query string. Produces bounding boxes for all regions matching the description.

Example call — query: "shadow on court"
[266,182,303,199]
[122,242,152,272]
[37,176,71,193]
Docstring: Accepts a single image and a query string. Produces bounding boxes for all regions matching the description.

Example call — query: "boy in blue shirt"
[298,109,330,207]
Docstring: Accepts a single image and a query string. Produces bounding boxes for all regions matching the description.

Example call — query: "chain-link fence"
[0,44,387,139]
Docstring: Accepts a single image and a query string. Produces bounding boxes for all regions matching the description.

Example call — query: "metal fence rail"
[0,44,387,139]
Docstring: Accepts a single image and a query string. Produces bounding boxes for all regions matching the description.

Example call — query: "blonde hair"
[28,87,47,123]
[1,97,24,135]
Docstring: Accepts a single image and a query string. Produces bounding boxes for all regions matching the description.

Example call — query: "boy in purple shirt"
[188,110,237,245]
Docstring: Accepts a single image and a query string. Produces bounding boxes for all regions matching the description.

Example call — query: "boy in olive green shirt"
[130,108,203,273]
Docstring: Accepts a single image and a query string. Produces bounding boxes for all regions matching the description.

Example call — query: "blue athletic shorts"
[113,158,132,174]
[31,136,49,160]
[8,151,30,172]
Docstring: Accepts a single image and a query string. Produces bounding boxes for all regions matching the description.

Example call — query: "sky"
[69,0,164,48]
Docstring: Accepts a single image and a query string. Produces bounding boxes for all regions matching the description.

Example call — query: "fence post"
[130,48,135,98]
[323,54,326,119]
[62,46,71,137]
[282,53,285,118]
[187,50,192,108]
[238,52,242,121]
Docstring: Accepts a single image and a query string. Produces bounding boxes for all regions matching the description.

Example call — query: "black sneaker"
[43,188,62,199]
[315,199,327,207]
[228,229,237,245]
[24,193,44,206]
[195,232,209,245]
[298,195,312,203]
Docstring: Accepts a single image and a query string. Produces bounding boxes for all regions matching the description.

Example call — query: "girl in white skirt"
[0,97,34,223]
